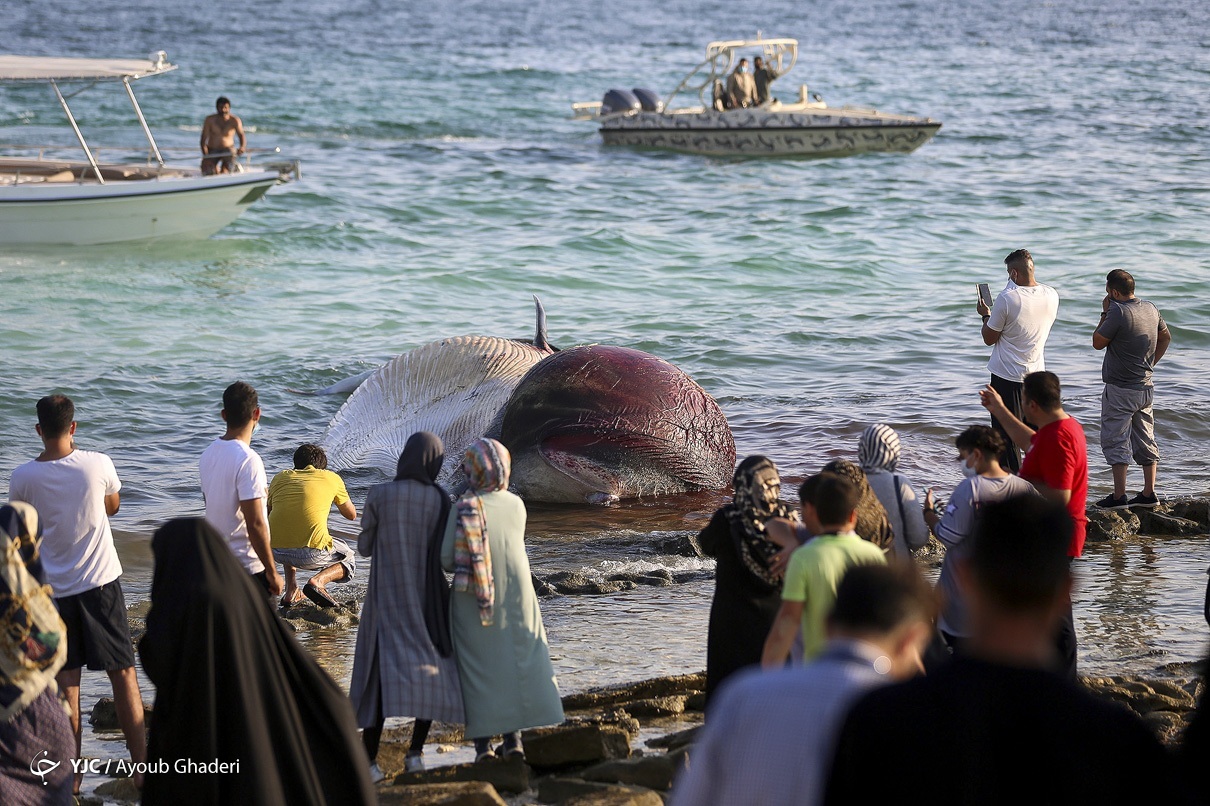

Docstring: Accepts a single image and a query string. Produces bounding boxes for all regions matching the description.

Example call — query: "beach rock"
[608,569,674,587]
[561,674,706,711]
[619,696,685,718]
[93,777,140,803]
[672,569,712,584]
[579,747,689,791]
[1085,509,1141,543]
[1134,509,1204,537]
[561,789,664,806]
[279,598,359,630]
[650,533,703,557]
[522,724,632,769]
[393,755,530,794]
[645,726,700,751]
[538,571,638,596]
[554,710,641,741]
[89,697,152,730]
[536,777,659,804]
[1170,499,1209,527]
[684,691,706,712]
[377,781,508,805]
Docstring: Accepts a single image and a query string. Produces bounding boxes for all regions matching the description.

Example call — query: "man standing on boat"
[726,59,758,109]
[200,96,246,175]
[753,56,779,105]
[976,249,1059,473]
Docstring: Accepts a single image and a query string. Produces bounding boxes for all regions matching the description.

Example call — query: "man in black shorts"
[9,395,147,792]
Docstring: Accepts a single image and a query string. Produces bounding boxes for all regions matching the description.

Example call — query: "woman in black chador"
[139,518,375,806]
[698,455,799,705]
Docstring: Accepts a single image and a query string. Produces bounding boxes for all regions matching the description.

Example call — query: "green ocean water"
[2,0,1209,753]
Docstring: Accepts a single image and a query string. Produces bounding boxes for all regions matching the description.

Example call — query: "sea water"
[2,0,1209,789]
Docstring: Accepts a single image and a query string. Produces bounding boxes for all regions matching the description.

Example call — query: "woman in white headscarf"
[441,438,563,762]
[0,502,74,804]
[857,424,930,558]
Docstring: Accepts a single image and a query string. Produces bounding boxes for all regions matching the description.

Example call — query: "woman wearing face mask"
[923,425,1037,655]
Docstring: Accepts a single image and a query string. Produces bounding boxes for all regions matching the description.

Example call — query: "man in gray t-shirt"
[1092,269,1171,509]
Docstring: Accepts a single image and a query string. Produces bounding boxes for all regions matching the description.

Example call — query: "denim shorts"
[272,538,356,579]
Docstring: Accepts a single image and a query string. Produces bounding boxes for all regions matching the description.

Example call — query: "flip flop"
[303,582,337,608]
[280,592,304,609]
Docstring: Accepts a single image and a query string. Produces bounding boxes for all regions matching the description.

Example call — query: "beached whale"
[317,299,735,503]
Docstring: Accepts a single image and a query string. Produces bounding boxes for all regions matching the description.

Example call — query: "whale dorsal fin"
[532,295,555,352]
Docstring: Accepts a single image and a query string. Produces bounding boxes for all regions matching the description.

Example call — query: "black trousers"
[989,373,1031,473]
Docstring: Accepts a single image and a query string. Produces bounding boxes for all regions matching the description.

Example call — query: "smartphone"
[977,282,993,310]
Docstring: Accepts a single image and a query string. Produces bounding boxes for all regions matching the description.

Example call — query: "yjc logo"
[30,749,61,785]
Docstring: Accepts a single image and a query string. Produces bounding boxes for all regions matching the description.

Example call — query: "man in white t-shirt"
[199,381,283,598]
[9,395,147,793]
[975,248,1059,472]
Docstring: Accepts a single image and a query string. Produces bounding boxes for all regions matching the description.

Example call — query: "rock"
[619,696,685,718]
[561,674,706,711]
[554,710,641,741]
[608,569,674,587]
[650,533,703,557]
[683,691,706,712]
[93,777,140,803]
[1170,498,1209,527]
[645,726,700,751]
[89,697,151,730]
[536,777,660,804]
[579,747,689,791]
[377,781,508,805]
[672,569,712,584]
[522,724,632,769]
[1085,509,1141,543]
[392,755,529,795]
[562,788,664,806]
[1134,509,1204,537]
[539,572,637,596]
[279,598,359,630]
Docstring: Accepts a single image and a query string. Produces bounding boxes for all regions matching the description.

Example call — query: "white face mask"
[959,457,978,478]
[252,420,262,436]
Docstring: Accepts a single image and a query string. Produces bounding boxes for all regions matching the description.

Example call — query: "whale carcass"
[319,300,735,503]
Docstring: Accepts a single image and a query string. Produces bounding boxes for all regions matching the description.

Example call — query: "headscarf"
[0,502,67,721]
[452,438,511,626]
[724,455,798,590]
[821,459,896,552]
[139,518,375,806]
[395,432,455,657]
[858,424,901,473]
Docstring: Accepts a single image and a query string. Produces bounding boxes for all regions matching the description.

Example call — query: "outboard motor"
[631,88,664,113]
[600,88,641,116]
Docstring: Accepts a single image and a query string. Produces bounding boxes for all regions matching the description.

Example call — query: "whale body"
[318,300,734,503]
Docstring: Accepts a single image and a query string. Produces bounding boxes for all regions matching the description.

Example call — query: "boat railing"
[0,143,300,183]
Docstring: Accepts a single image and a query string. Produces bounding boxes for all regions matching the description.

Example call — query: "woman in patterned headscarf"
[697,455,801,704]
[821,458,895,553]
[441,438,563,762]
[0,501,74,805]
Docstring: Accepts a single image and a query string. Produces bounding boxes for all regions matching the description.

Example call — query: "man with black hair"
[980,370,1087,678]
[825,496,1186,806]
[200,95,246,175]
[671,561,936,806]
[761,473,886,668]
[200,381,283,597]
[976,249,1059,472]
[753,56,780,105]
[9,395,147,793]
[268,443,357,609]
[1093,269,1171,509]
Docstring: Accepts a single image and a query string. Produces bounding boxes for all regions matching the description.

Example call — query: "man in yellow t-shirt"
[761,472,887,668]
[268,444,357,609]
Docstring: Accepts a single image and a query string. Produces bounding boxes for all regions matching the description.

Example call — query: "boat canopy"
[664,37,798,109]
[0,53,176,82]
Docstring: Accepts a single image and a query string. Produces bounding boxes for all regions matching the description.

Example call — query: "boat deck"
[0,158,197,185]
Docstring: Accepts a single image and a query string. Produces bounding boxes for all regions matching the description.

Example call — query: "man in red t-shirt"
[979,370,1088,679]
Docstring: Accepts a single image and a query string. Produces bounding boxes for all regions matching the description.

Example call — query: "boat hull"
[0,170,281,246]
[599,109,941,157]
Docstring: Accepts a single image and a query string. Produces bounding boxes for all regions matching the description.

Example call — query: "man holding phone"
[975,249,1059,472]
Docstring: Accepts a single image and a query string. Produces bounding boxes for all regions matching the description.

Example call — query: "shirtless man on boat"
[200,96,246,175]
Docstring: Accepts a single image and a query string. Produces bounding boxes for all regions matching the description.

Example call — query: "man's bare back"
[200,97,246,175]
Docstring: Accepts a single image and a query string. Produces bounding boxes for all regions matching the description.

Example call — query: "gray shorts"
[1100,384,1159,466]
[272,538,356,579]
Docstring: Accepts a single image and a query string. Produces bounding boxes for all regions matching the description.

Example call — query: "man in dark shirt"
[825,495,1188,806]
[753,56,779,105]
[1092,269,1171,509]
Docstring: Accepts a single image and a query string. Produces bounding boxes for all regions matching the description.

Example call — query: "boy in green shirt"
[762,472,887,667]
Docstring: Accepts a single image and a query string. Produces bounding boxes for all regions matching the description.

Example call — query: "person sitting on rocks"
[267,443,357,609]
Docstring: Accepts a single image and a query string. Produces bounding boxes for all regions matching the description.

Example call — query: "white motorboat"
[0,52,300,246]
[573,38,941,158]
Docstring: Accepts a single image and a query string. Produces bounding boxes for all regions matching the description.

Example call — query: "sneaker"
[1095,494,1130,510]
[1127,492,1159,508]
[368,763,386,784]
[404,753,425,773]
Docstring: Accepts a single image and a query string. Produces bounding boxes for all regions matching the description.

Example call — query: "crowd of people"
[0,252,1199,804]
